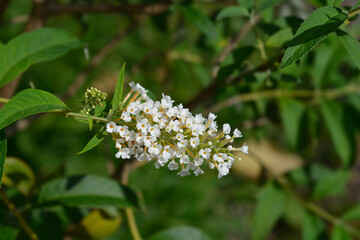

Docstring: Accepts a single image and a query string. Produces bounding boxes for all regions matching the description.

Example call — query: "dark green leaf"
[181,7,219,41]
[342,205,360,220]
[255,0,284,13]
[112,63,126,111]
[252,182,286,240]
[216,6,249,20]
[36,175,137,208]
[350,1,360,11]
[321,99,353,166]
[78,128,107,154]
[0,89,67,131]
[0,223,18,240]
[0,130,6,188]
[312,170,350,200]
[302,212,325,240]
[149,226,212,240]
[237,0,254,9]
[279,98,305,148]
[336,29,360,70]
[266,27,293,47]
[331,225,351,240]
[283,191,306,227]
[0,28,85,88]
[280,7,348,69]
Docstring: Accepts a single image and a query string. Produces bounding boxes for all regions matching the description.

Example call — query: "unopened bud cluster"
[81,87,108,114]
[106,82,248,178]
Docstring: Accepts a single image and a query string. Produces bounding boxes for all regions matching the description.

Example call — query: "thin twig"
[0,189,39,240]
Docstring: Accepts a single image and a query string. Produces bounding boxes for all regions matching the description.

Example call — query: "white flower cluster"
[106,82,248,178]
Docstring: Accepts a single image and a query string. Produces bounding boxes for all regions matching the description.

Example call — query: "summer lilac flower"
[106,81,248,178]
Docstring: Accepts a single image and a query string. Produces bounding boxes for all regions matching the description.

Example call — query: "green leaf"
[279,98,305,148]
[336,29,360,70]
[0,129,6,188]
[302,212,325,240]
[255,0,284,13]
[87,114,93,131]
[0,224,19,240]
[350,1,360,12]
[312,170,350,200]
[36,175,138,208]
[280,6,348,69]
[266,27,293,47]
[149,226,213,240]
[0,89,68,131]
[112,63,126,111]
[342,204,360,220]
[78,128,107,154]
[237,0,254,9]
[321,99,353,166]
[181,7,219,41]
[0,42,4,53]
[331,225,351,240]
[216,6,249,20]
[283,191,306,227]
[0,28,85,88]
[252,182,286,240]
[327,0,344,6]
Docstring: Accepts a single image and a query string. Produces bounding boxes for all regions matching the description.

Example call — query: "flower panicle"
[106,82,248,178]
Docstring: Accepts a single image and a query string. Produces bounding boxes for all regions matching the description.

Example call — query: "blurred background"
[1,0,360,239]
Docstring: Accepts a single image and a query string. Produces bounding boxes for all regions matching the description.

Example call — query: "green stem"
[0,97,9,103]
[349,7,360,18]
[65,112,109,123]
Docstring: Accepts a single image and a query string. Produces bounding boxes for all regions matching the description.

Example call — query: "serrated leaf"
[0,28,85,88]
[331,225,351,240]
[255,0,284,13]
[112,63,126,111]
[279,98,305,148]
[36,175,138,208]
[149,226,213,240]
[78,128,107,154]
[0,129,6,188]
[181,7,219,41]
[321,99,353,166]
[336,29,360,70]
[0,89,68,131]
[280,6,348,69]
[342,205,360,220]
[266,27,293,47]
[302,212,325,240]
[216,6,249,20]
[252,182,286,240]
[312,170,350,200]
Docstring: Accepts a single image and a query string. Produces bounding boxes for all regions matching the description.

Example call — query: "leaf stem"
[0,97,9,103]
[65,112,109,123]
[0,189,39,240]
[348,7,360,18]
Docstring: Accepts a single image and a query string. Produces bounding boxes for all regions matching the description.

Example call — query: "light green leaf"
[331,225,351,240]
[78,128,107,154]
[0,130,6,188]
[87,114,93,131]
[283,191,306,227]
[112,63,126,111]
[181,7,219,41]
[336,29,360,70]
[321,99,353,166]
[342,204,360,220]
[350,1,360,12]
[0,89,68,131]
[280,6,348,69]
[279,98,305,148]
[36,175,137,208]
[327,0,344,6]
[216,6,249,20]
[255,0,283,13]
[0,28,85,88]
[252,182,286,240]
[312,170,350,200]
[266,27,293,47]
[149,226,213,240]
[237,0,254,9]
[0,42,4,53]
[302,212,325,240]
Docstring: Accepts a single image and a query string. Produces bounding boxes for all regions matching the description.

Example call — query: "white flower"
[175,133,184,141]
[144,135,156,147]
[180,155,190,164]
[213,153,226,163]
[161,94,174,109]
[135,133,145,143]
[117,125,129,137]
[218,163,230,178]
[208,113,217,121]
[149,125,161,137]
[223,124,231,134]
[177,169,190,177]
[233,128,242,138]
[240,143,248,154]
[177,139,188,149]
[148,143,162,156]
[168,161,179,170]
[162,145,175,160]
[121,111,131,122]
[115,148,131,159]
[194,167,204,176]
[190,137,199,148]
[169,120,180,132]
[136,119,149,133]
[106,121,117,133]
[199,148,211,159]
[194,157,203,166]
